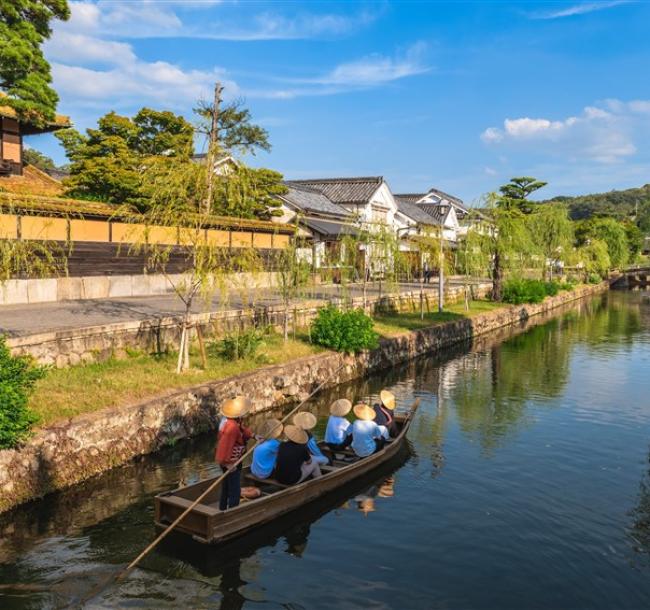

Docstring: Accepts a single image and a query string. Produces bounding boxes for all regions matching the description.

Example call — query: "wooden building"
[0,94,70,177]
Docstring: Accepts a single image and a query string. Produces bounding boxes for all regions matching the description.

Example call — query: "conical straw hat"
[258,418,283,439]
[221,396,252,418]
[330,398,352,417]
[380,390,396,410]
[284,424,308,444]
[353,403,376,421]
[293,412,317,430]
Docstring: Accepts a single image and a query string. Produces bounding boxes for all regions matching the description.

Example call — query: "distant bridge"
[610,267,650,288]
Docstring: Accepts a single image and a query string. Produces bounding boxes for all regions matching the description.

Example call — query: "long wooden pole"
[112,361,347,581]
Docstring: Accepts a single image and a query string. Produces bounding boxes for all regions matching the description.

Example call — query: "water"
[2,291,650,609]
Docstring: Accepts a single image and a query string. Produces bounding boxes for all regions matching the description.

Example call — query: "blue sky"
[31,0,650,203]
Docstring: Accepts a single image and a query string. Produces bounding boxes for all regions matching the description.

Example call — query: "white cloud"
[531,1,629,20]
[62,1,378,41]
[45,32,136,66]
[480,101,650,163]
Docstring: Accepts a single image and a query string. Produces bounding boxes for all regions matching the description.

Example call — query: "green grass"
[373,300,502,337]
[30,334,322,426]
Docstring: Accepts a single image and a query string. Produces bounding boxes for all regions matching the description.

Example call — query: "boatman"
[251,418,283,480]
[373,390,398,438]
[324,398,353,451]
[349,403,390,457]
[293,412,330,466]
[275,425,322,485]
[216,396,253,511]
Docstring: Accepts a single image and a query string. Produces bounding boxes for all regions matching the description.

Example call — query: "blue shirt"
[325,415,351,444]
[349,420,389,458]
[307,434,329,463]
[251,439,281,479]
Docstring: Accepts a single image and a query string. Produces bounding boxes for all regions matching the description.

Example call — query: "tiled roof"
[417,203,450,225]
[301,218,359,238]
[395,199,437,225]
[0,93,70,133]
[286,177,383,205]
[426,187,468,212]
[279,184,348,219]
[394,194,425,204]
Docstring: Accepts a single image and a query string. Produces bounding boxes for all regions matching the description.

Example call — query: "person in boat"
[216,396,253,511]
[324,398,353,451]
[293,412,330,466]
[275,425,323,485]
[349,403,390,458]
[251,418,283,480]
[372,389,398,438]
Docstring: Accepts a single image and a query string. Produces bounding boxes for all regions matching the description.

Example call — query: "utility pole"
[204,81,223,216]
[438,210,445,313]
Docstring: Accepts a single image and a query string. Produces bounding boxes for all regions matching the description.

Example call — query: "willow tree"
[466,193,534,301]
[415,227,455,315]
[529,204,574,280]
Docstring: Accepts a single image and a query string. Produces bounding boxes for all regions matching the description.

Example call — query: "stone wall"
[0,283,608,514]
[8,283,490,367]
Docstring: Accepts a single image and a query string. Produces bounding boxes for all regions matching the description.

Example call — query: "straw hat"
[380,390,396,410]
[221,396,252,419]
[353,403,376,421]
[330,398,352,417]
[284,424,308,444]
[293,412,317,430]
[257,418,283,440]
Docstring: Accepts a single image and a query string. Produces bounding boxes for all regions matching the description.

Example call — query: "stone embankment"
[0,283,608,514]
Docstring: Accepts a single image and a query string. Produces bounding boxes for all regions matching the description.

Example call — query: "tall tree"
[576,217,629,269]
[0,1,69,124]
[499,176,548,214]
[529,204,574,280]
[195,97,270,156]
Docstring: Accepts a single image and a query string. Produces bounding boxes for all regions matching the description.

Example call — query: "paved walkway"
[0,279,483,337]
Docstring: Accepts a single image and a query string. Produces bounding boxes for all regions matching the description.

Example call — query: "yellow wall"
[0,214,17,239]
[252,232,273,249]
[231,231,253,248]
[70,219,109,242]
[21,216,68,241]
[147,226,178,245]
[111,222,148,243]
[206,229,231,247]
[273,234,290,249]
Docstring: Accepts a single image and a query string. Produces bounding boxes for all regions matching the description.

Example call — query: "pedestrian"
[294,411,330,466]
[372,389,398,437]
[251,418,283,480]
[215,396,253,511]
[275,425,322,484]
[349,403,390,457]
[324,398,353,451]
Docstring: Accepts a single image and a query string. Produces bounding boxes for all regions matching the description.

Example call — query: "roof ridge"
[287,176,383,184]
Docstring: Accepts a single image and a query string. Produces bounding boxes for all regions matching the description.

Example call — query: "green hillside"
[544,184,650,221]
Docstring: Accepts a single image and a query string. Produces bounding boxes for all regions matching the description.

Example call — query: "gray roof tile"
[279,184,349,218]
[286,177,383,205]
[395,199,437,225]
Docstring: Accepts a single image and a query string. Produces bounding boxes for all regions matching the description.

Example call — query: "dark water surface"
[2,291,650,610]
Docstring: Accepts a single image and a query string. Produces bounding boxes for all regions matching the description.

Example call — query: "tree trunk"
[492,251,503,301]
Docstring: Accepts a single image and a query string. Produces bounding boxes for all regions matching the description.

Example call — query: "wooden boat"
[154,400,419,545]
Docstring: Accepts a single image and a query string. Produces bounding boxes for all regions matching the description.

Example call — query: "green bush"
[502,279,546,304]
[210,327,266,361]
[310,305,379,353]
[544,281,560,297]
[0,337,45,449]
[587,273,602,284]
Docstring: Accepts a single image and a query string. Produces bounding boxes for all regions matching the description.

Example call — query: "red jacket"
[216,419,252,466]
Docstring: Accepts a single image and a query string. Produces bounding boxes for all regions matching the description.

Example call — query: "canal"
[1,290,650,609]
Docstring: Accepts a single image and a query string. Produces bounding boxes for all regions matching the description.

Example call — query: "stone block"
[0,279,28,305]
[108,275,134,298]
[26,278,57,304]
[57,277,84,301]
[82,276,110,300]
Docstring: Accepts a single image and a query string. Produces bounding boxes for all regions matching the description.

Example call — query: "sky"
[29,0,650,204]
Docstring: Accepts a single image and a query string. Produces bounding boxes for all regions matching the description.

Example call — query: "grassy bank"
[29,299,500,427]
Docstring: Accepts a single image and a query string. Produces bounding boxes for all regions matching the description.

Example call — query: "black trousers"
[220,464,242,511]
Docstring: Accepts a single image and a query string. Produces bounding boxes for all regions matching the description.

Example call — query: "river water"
[2,290,650,610]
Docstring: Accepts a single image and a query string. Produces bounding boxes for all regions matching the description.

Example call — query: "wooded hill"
[543,184,650,221]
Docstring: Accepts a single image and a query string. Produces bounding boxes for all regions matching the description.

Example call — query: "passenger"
[251,419,283,480]
[216,396,253,511]
[373,390,398,437]
[324,398,353,451]
[349,403,390,458]
[275,425,322,485]
[293,412,330,466]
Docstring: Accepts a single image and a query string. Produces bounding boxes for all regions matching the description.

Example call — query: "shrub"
[502,279,546,304]
[544,281,560,297]
[0,337,45,449]
[310,305,379,353]
[210,327,266,361]
[587,273,602,284]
